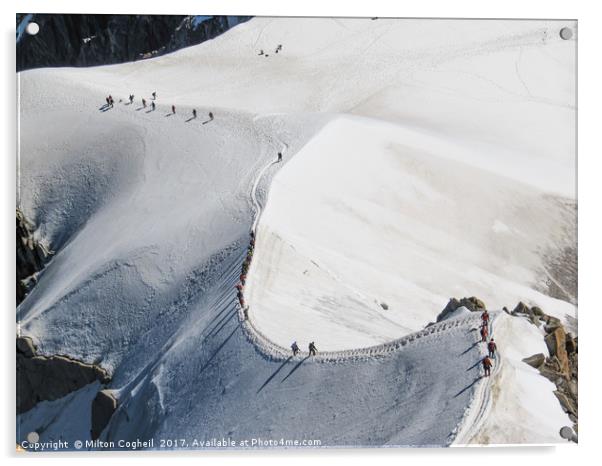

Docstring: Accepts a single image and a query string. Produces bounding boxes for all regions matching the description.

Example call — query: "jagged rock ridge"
[17,14,251,71]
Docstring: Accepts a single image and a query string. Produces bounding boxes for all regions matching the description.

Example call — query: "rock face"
[544,327,570,378]
[514,302,578,435]
[16,209,50,305]
[522,353,545,369]
[436,296,486,322]
[91,390,118,440]
[17,336,111,414]
[17,14,251,71]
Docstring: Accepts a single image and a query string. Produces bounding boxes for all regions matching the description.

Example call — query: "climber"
[192,109,197,119]
[108,95,114,107]
[258,49,264,56]
[151,101,156,111]
[172,105,176,114]
[480,325,488,343]
[105,96,110,107]
[209,111,214,121]
[481,310,490,326]
[291,341,300,356]
[129,94,134,104]
[142,98,147,108]
[482,356,493,377]
[308,342,318,356]
[275,44,282,53]
[152,91,156,100]
[277,152,283,162]
[488,338,497,358]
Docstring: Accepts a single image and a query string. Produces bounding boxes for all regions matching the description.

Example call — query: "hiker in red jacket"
[488,338,497,358]
[481,310,489,326]
[480,325,488,342]
[482,356,493,377]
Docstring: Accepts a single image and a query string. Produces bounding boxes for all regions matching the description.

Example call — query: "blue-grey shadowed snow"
[99,243,485,448]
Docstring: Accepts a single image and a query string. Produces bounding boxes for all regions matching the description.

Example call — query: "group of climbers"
[480,309,497,377]
[258,44,283,57]
[103,90,214,123]
[237,231,255,316]
[290,341,318,357]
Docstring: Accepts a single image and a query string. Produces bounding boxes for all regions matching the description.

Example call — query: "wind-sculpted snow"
[17,17,575,448]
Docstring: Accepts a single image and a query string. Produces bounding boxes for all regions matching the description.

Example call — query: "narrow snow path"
[250,158,279,232]
[451,314,503,445]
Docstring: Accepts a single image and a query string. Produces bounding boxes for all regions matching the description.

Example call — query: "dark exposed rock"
[565,334,577,354]
[17,336,110,413]
[531,306,545,316]
[436,296,486,322]
[91,390,118,440]
[554,390,577,416]
[16,208,50,305]
[522,353,545,369]
[512,301,530,315]
[17,14,251,72]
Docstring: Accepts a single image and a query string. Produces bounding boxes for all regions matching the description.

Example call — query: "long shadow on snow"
[198,326,240,375]
[257,357,292,393]
[208,311,237,337]
[454,376,481,398]
[460,341,480,355]
[280,356,310,383]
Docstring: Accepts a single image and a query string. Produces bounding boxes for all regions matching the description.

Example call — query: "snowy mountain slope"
[462,312,572,444]
[17,17,575,447]
[245,115,576,351]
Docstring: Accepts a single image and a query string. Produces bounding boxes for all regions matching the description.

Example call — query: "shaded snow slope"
[17,17,575,447]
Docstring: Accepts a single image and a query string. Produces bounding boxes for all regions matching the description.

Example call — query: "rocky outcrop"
[16,209,50,305]
[91,390,118,440]
[17,336,111,414]
[522,353,545,369]
[17,14,251,71]
[436,296,486,322]
[515,302,578,435]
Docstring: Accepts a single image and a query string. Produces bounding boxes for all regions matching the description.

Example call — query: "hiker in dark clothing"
[209,112,214,120]
[108,95,114,107]
[488,338,497,358]
[105,96,110,106]
[142,98,147,108]
[308,342,317,356]
[151,101,156,111]
[291,341,300,356]
[277,152,283,162]
[482,356,493,377]
[192,109,197,119]
[129,94,134,104]
[172,105,176,114]
[152,91,156,100]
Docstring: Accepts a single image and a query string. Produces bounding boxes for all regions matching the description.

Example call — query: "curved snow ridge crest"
[450,312,503,445]
[239,307,487,363]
